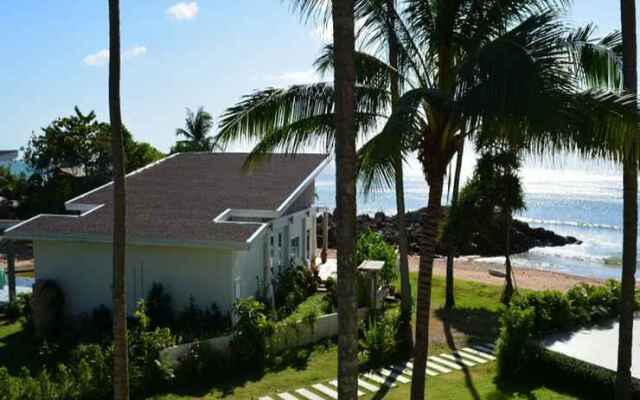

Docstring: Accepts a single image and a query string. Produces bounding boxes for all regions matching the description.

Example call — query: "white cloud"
[83,49,110,66]
[83,45,147,66]
[262,69,321,86]
[124,45,147,59]
[166,2,199,21]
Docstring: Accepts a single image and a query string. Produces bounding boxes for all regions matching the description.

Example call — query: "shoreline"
[323,249,605,292]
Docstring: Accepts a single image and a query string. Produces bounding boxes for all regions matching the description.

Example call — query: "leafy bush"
[175,340,230,385]
[322,277,337,314]
[174,298,231,342]
[360,309,401,368]
[146,283,174,329]
[230,298,274,367]
[497,280,630,380]
[273,265,319,317]
[356,230,398,285]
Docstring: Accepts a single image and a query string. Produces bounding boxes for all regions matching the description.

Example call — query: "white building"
[5,152,329,316]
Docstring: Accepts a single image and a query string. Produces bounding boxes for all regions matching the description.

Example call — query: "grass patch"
[279,293,326,324]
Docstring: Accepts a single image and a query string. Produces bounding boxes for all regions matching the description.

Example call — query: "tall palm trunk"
[410,174,445,400]
[445,140,464,309]
[616,0,638,398]
[108,1,129,399]
[332,1,359,399]
[386,0,413,350]
[502,212,514,305]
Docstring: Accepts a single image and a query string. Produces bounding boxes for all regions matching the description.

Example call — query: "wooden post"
[321,209,329,264]
[7,241,16,303]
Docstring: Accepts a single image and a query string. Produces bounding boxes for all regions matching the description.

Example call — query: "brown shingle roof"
[7,152,328,247]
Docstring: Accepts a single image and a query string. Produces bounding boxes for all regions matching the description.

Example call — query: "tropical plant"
[108,0,130,399]
[170,107,219,153]
[467,147,526,304]
[616,0,638,398]
[355,230,398,285]
[354,4,636,398]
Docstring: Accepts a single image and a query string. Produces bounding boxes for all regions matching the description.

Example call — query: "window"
[306,229,311,258]
[278,233,282,248]
[290,237,300,258]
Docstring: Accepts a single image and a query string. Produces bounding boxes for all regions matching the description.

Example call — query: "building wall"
[268,207,316,272]
[33,240,236,317]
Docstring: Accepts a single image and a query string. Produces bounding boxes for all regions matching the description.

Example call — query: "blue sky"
[0,1,629,154]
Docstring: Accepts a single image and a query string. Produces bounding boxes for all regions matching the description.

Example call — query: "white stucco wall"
[33,240,236,316]
[268,207,316,271]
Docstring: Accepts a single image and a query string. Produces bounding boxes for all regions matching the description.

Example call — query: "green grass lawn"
[149,275,589,400]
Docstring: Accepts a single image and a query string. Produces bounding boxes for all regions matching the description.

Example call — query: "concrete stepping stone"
[278,393,299,400]
[484,342,496,350]
[453,350,488,364]
[295,388,326,400]
[425,361,451,374]
[407,360,451,374]
[326,381,365,397]
[473,344,496,355]
[440,353,475,367]
[259,397,275,400]
[428,356,463,370]
[391,365,414,377]
[462,347,496,360]
[363,372,397,387]
[312,383,338,399]
[379,368,411,384]
[330,378,380,393]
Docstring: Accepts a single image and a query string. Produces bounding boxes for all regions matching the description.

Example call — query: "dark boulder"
[317,208,580,257]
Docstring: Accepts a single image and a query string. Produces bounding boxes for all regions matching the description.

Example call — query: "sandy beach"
[323,249,605,292]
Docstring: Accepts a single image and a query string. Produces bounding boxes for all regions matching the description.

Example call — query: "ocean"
[315,151,633,281]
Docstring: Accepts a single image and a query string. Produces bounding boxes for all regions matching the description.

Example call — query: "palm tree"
[356,4,636,399]
[171,107,218,153]
[616,0,638,397]
[218,2,636,398]
[108,1,129,399]
[444,139,463,309]
[331,2,360,397]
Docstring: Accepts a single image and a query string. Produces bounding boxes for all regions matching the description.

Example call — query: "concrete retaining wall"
[161,308,369,366]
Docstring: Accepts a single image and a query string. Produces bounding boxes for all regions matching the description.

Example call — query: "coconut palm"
[218,2,636,398]
[171,107,219,153]
[108,0,129,399]
[616,0,638,398]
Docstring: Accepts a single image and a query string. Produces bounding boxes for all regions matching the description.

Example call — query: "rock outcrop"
[317,208,580,257]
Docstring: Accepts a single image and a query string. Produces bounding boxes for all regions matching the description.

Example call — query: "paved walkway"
[259,343,496,400]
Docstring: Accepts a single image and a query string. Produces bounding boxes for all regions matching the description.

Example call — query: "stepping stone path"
[259,342,496,400]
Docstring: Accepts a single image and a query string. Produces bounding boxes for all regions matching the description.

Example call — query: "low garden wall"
[161,307,369,366]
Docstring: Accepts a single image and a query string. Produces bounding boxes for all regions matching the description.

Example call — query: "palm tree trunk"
[108,1,129,399]
[502,212,514,305]
[332,1,359,399]
[616,0,637,398]
[410,174,445,400]
[445,140,464,310]
[386,0,413,350]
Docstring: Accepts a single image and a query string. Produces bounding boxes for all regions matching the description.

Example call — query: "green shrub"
[497,280,632,381]
[174,298,231,342]
[175,340,229,384]
[322,277,337,313]
[274,265,319,317]
[146,283,174,329]
[230,298,274,367]
[360,309,401,368]
[356,230,398,285]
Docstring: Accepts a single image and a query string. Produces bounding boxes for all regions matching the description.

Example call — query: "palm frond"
[564,25,623,90]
